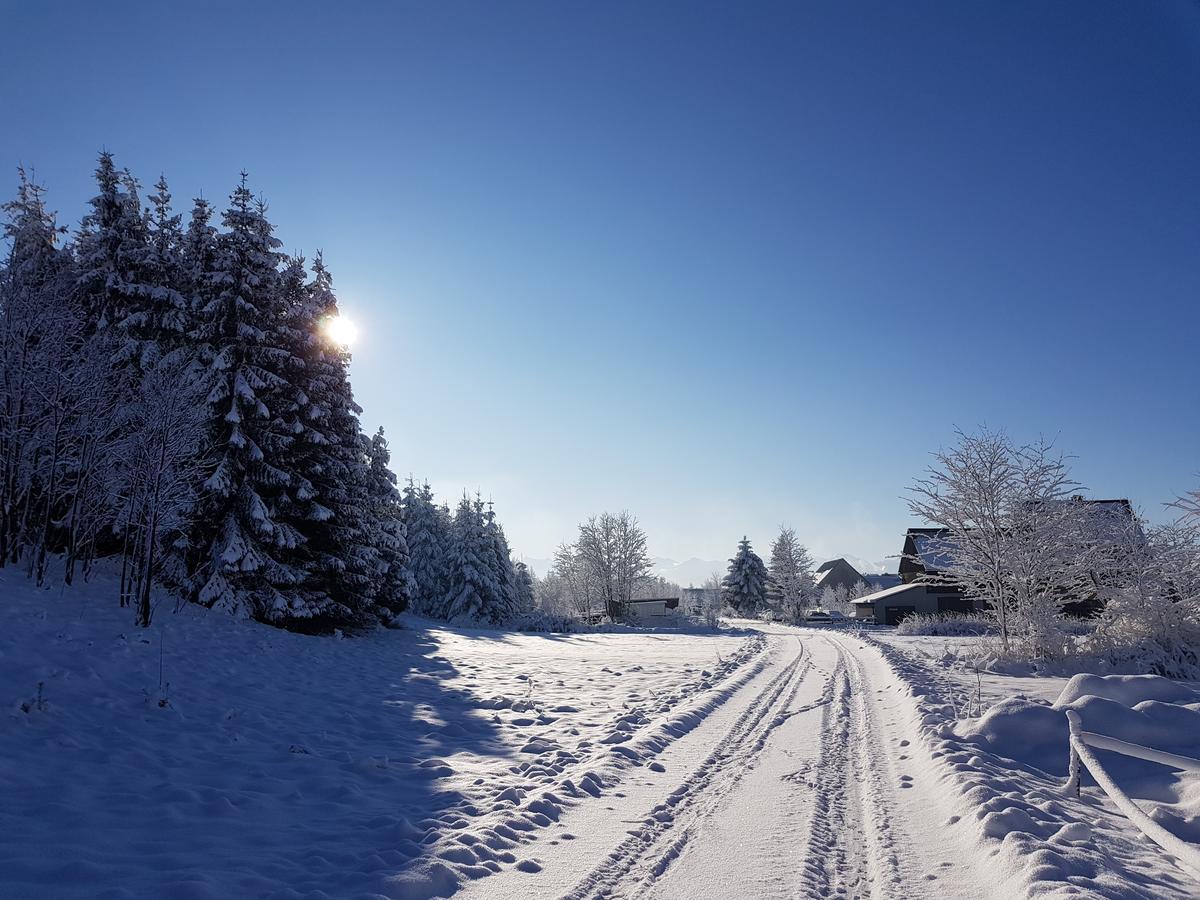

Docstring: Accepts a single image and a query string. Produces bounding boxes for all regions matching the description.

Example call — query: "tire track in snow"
[561,635,814,899]
[795,633,906,900]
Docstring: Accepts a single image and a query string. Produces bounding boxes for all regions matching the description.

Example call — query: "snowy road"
[464,627,996,900]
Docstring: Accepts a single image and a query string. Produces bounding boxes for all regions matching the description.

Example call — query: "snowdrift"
[865,634,1200,898]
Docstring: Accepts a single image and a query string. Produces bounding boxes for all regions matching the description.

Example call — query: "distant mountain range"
[518,553,894,586]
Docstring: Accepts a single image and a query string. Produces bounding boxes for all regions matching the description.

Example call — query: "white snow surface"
[867,633,1200,898]
[5,569,1200,899]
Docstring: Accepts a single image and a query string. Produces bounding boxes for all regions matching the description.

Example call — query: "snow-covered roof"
[911,533,957,573]
[850,582,929,605]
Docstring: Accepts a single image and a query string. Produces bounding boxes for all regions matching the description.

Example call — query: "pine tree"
[128,175,191,369]
[187,175,312,623]
[75,152,154,337]
[443,492,494,623]
[482,498,520,623]
[513,561,535,613]
[364,428,414,616]
[403,477,446,615]
[269,254,383,624]
[722,536,768,617]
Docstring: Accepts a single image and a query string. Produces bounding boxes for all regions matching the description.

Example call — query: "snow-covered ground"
[868,631,1200,898]
[4,572,1200,899]
[0,567,763,899]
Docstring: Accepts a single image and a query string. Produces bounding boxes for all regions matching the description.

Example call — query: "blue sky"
[4,1,1199,569]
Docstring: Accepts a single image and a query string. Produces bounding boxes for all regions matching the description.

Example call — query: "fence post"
[1064,709,1082,797]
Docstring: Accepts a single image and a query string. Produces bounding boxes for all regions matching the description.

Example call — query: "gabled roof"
[901,499,1138,578]
[850,582,929,605]
[814,558,865,591]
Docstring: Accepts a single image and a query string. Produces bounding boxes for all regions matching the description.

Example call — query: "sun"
[322,314,359,347]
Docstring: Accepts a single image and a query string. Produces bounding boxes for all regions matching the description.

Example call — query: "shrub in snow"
[1085,519,1200,679]
[511,610,586,633]
[896,613,995,637]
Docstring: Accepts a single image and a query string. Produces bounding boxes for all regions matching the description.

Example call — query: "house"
[628,597,680,623]
[851,582,974,625]
[899,528,956,584]
[861,499,1139,625]
[854,528,974,624]
[814,558,867,594]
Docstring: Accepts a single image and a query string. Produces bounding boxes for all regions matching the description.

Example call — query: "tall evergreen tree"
[187,175,311,623]
[443,492,494,623]
[75,152,153,337]
[722,536,768,617]
[126,175,191,369]
[513,560,535,613]
[402,477,446,615]
[482,498,519,622]
[364,428,414,616]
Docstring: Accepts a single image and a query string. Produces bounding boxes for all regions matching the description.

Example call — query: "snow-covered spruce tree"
[122,175,192,370]
[271,254,385,625]
[186,176,314,624]
[722,536,768,617]
[482,498,520,621]
[766,526,815,622]
[74,153,155,338]
[402,478,447,616]
[443,492,499,624]
[513,560,536,613]
[364,428,415,617]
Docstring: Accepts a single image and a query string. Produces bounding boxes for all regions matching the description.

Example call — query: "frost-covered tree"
[1088,515,1200,676]
[187,175,311,622]
[549,542,603,619]
[364,428,414,616]
[443,493,496,624]
[0,170,74,565]
[75,153,154,341]
[122,174,192,371]
[110,357,207,626]
[513,560,535,613]
[722,536,768,616]
[575,511,652,621]
[483,499,520,621]
[403,478,446,615]
[272,254,384,624]
[907,428,1098,659]
[766,526,815,622]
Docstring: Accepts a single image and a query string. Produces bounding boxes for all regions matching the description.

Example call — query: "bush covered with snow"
[511,610,589,633]
[895,612,996,637]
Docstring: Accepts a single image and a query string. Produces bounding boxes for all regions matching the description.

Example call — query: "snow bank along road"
[459,625,996,900]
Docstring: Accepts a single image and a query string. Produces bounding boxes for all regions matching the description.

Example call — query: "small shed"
[628,597,680,623]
